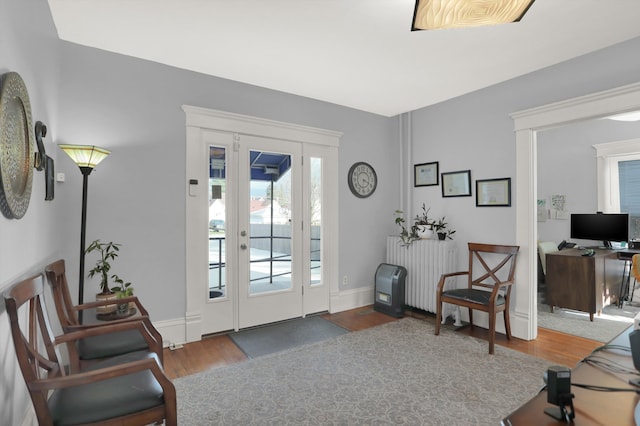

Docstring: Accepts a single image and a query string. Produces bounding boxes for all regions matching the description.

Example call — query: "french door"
[185,111,339,339]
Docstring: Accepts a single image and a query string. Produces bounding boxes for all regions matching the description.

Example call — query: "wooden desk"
[502,328,640,425]
[545,249,624,321]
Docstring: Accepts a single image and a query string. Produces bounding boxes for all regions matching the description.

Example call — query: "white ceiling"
[47,0,640,117]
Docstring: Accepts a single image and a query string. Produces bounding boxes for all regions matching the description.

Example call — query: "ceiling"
[47,0,640,117]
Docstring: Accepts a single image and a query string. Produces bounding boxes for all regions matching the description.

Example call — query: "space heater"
[374,263,407,318]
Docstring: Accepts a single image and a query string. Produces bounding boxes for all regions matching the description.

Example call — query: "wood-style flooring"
[162,306,603,380]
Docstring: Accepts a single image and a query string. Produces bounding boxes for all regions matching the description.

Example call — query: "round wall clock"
[0,72,35,219]
[348,162,377,198]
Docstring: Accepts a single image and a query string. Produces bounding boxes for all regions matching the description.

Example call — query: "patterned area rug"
[175,317,551,425]
[538,302,639,343]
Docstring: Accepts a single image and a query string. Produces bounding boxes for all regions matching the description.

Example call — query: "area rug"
[538,302,639,342]
[228,316,349,358]
[175,317,551,425]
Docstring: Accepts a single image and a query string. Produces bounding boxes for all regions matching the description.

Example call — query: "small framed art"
[476,177,511,207]
[414,161,439,187]
[441,170,471,197]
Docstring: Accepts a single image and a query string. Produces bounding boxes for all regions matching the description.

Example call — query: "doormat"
[229,316,349,358]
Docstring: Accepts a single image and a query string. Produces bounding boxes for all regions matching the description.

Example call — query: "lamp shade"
[59,144,110,169]
[412,0,535,31]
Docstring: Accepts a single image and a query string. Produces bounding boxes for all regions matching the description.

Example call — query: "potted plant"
[413,203,434,238]
[86,240,130,314]
[432,217,456,240]
[111,275,133,315]
[394,210,420,246]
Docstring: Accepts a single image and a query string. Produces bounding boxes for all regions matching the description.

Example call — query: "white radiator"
[386,237,458,314]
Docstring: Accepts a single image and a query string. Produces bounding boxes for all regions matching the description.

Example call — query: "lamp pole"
[58,144,111,319]
[78,167,93,307]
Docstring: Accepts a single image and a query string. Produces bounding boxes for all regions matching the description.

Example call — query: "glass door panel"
[208,145,227,299]
[248,162,293,295]
[309,157,322,286]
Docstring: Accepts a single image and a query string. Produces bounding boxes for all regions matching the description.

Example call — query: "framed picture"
[414,161,439,187]
[476,177,511,207]
[441,170,471,197]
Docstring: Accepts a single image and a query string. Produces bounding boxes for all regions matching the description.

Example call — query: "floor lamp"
[59,144,110,310]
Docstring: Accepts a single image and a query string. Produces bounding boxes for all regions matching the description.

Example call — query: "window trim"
[593,138,640,213]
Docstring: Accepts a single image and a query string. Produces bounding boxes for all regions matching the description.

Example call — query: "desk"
[545,249,625,321]
[502,327,640,425]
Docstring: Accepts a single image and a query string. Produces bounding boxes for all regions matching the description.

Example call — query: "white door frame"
[183,106,341,342]
[510,82,640,341]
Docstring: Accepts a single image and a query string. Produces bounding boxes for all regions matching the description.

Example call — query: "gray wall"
[407,36,640,274]
[0,0,62,423]
[53,42,398,322]
[2,0,640,423]
[537,119,640,245]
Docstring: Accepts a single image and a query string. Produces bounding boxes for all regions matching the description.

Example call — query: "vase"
[95,292,118,314]
[418,227,434,239]
[437,232,446,241]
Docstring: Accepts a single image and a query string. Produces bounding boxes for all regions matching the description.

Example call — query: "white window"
[594,139,640,240]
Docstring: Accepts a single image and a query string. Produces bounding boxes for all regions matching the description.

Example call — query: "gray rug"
[538,302,639,342]
[175,317,551,425]
[228,316,349,358]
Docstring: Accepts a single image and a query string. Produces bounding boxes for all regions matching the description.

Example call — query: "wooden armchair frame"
[435,242,520,354]
[4,273,177,426]
[44,259,163,371]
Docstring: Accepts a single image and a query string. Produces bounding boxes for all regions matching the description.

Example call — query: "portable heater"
[374,263,407,318]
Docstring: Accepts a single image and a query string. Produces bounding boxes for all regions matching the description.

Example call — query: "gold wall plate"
[0,72,34,219]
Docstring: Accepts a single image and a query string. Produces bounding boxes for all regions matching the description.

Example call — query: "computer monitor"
[570,213,629,248]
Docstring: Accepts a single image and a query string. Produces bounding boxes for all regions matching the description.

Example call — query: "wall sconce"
[412,0,535,31]
[59,144,110,309]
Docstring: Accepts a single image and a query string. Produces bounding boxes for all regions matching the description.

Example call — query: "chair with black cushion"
[435,242,520,354]
[4,273,177,425]
[45,259,163,372]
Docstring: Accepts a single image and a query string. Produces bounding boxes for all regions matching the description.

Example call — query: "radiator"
[386,237,458,313]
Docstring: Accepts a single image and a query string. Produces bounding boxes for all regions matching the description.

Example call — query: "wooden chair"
[435,242,520,354]
[4,273,177,426]
[44,259,163,372]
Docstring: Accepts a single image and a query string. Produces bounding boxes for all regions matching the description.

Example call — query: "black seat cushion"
[442,288,505,306]
[49,352,164,425]
[78,329,149,360]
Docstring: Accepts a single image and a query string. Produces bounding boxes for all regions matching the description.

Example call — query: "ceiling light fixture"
[412,0,536,31]
[605,111,640,122]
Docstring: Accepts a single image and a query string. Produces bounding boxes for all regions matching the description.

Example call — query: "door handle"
[240,243,247,250]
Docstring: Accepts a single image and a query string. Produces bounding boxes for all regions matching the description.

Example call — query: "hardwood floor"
[162,305,603,380]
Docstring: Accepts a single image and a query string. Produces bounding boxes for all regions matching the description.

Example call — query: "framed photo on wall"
[414,161,439,187]
[441,170,471,197]
[476,177,511,207]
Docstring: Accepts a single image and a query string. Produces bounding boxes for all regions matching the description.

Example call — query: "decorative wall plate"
[0,72,34,219]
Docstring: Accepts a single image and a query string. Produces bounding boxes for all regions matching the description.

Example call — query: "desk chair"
[4,273,177,426]
[45,259,163,372]
[435,242,520,354]
[630,254,640,303]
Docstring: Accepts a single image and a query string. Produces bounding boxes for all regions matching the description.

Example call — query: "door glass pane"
[310,157,322,286]
[249,150,292,294]
[209,146,227,299]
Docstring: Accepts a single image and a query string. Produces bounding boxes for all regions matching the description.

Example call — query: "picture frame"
[414,161,439,187]
[441,170,471,197]
[476,177,511,207]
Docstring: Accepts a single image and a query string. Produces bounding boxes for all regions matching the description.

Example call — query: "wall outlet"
[342,275,348,285]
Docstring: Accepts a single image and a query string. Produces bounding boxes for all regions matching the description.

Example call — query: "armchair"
[4,273,177,425]
[435,242,519,354]
[44,259,163,371]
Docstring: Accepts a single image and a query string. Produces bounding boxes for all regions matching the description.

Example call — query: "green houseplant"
[86,240,132,314]
[432,217,456,240]
[413,203,434,238]
[394,210,420,246]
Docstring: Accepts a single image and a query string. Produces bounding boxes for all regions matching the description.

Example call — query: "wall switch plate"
[56,172,65,182]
